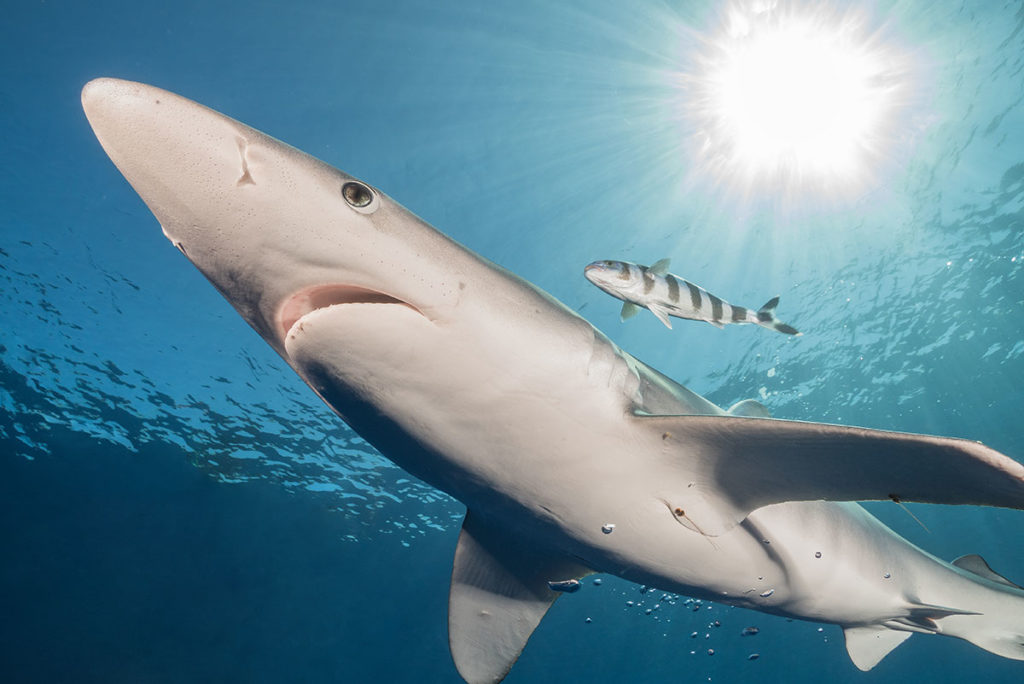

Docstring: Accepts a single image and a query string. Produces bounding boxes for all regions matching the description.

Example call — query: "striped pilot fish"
[584,258,800,335]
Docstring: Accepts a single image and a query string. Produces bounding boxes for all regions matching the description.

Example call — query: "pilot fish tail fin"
[756,296,801,336]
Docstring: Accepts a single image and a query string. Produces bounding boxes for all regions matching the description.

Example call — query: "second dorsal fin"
[952,554,1023,590]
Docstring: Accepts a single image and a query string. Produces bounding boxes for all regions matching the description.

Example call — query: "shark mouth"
[278,284,420,339]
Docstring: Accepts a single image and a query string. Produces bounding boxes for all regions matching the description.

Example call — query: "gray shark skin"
[82,78,1024,683]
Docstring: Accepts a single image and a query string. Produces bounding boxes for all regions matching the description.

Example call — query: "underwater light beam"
[684,1,909,197]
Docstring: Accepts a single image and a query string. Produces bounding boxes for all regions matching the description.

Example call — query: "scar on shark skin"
[661,499,717,549]
[236,136,255,186]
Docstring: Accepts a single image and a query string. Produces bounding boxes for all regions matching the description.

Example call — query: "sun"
[682,1,911,198]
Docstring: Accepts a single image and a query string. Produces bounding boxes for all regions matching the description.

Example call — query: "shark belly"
[281,297,976,631]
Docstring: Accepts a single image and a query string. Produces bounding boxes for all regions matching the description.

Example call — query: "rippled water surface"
[2,1,1023,682]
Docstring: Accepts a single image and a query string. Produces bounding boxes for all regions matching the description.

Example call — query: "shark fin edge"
[449,511,590,684]
[620,301,641,321]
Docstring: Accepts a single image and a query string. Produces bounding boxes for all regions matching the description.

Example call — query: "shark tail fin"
[755,296,801,336]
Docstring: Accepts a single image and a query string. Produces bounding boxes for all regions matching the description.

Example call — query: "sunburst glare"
[680,1,916,203]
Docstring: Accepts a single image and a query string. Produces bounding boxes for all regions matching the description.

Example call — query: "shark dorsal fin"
[648,258,671,275]
[449,511,590,684]
[635,414,1024,537]
[952,554,1024,590]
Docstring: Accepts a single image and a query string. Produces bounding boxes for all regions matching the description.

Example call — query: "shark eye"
[342,181,374,208]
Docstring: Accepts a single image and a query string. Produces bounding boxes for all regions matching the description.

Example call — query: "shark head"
[80,78,626,467]
[81,77,478,360]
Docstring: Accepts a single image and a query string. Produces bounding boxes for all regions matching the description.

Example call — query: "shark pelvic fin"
[648,258,671,275]
[843,624,913,671]
[638,415,1024,536]
[448,511,590,684]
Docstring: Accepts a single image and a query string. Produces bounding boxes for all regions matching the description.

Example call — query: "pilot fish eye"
[342,181,374,208]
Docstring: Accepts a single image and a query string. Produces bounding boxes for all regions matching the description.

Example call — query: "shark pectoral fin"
[648,304,673,329]
[449,511,590,684]
[726,399,772,418]
[640,415,1024,536]
[843,625,913,671]
[620,301,641,321]
[709,321,725,330]
[648,258,671,275]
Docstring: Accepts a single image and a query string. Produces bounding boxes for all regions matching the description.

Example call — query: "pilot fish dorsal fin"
[448,511,590,684]
[648,258,671,276]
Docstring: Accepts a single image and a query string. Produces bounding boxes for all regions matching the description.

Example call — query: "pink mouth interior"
[278,284,413,338]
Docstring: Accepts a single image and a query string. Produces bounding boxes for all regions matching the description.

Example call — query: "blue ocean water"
[2,0,1023,682]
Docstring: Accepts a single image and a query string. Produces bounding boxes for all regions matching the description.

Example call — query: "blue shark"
[82,78,1024,683]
